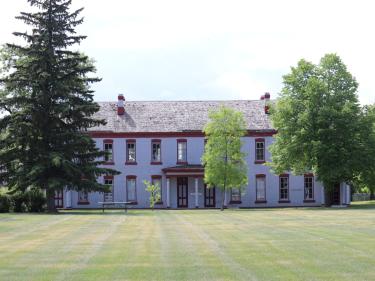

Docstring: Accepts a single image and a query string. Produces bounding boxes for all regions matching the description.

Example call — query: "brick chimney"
[263,92,270,114]
[117,94,125,115]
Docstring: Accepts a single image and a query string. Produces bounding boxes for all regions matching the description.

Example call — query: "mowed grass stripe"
[0,202,374,281]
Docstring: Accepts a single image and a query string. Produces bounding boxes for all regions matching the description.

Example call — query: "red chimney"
[117,94,125,115]
[264,92,270,114]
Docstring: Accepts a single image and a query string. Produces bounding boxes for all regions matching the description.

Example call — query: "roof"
[90,100,274,133]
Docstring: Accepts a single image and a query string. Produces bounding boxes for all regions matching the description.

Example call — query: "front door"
[332,183,341,205]
[204,185,215,207]
[177,177,188,208]
[54,190,64,208]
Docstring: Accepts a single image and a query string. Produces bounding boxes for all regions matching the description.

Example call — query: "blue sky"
[1,0,374,104]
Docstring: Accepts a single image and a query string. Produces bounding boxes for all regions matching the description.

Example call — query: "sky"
[0,0,374,104]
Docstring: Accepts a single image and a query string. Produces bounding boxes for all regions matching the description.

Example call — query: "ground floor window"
[126,176,137,202]
[279,175,289,201]
[256,175,266,202]
[78,191,89,204]
[230,188,241,202]
[104,177,114,202]
[304,175,314,200]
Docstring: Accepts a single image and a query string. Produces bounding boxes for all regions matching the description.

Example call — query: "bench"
[98,201,131,213]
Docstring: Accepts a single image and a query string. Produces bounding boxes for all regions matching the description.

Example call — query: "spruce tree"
[0,0,118,212]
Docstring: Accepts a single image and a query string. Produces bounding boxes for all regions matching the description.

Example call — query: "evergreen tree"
[202,107,248,211]
[0,0,118,212]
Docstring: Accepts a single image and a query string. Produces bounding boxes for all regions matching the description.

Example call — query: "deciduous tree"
[202,107,248,211]
[269,54,363,205]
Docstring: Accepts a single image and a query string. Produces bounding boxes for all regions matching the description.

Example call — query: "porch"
[163,165,221,208]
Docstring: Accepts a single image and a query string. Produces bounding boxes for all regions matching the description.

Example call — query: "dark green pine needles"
[0,0,118,212]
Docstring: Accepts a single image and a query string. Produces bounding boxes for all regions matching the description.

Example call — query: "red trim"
[104,175,114,180]
[77,201,90,205]
[151,162,163,165]
[254,160,266,164]
[162,168,204,173]
[89,130,277,138]
[151,139,162,142]
[304,173,314,177]
[255,200,267,204]
[125,162,137,165]
[278,200,290,203]
[103,139,114,143]
[256,174,266,178]
[151,175,162,179]
[279,173,289,177]
[126,175,137,179]
[165,174,204,178]
[255,138,265,142]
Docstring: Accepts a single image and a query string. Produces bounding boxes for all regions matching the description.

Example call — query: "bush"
[12,192,28,213]
[0,193,11,212]
[26,189,46,212]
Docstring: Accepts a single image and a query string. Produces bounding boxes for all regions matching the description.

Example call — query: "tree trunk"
[370,189,375,201]
[221,187,225,211]
[46,189,57,213]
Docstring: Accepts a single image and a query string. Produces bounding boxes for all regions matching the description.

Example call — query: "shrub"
[26,189,46,212]
[11,192,28,213]
[0,193,11,212]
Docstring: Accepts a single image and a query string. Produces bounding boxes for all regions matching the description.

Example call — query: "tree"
[353,105,375,200]
[202,106,248,211]
[269,54,363,205]
[143,180,161,210]
[0,0,118,212]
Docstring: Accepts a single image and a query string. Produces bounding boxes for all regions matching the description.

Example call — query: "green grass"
[0,202,374,281]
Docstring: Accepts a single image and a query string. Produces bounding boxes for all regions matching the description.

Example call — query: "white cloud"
[0,0,374,104]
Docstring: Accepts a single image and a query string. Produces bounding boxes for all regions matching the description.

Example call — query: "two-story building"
[57,93,351,209]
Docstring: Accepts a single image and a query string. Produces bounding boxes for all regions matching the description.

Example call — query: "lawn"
[0,202,374,281]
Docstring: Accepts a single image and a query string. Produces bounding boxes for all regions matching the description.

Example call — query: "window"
[152,176,162,203]
[231,188,241,203]
[78,191,89,204]
[104,177,114,202]
[256,175,266,202]
[177,139,187,163]
[126,140,136,163]
[304,175,314,201]
[104,140,113,163]
[279,175,289,201]
[151,140,161,163]
[126,176,137,203]
[255,138,265,162]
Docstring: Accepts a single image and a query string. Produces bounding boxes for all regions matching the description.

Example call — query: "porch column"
[195,177,199,208]
[166,177,170,208]
[66,189,72,209]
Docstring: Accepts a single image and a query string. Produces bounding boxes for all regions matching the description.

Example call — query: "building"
[58,93,351,209]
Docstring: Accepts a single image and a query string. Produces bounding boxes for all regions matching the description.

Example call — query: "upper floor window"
[104,176,114,202]
[103,140,113,163]
[126,140,136,164]
[304,175,314,201]
[151,140,161,163]
[177,139,187,163]
[279,175,289,201]
[256,175,266,202]
[255,138,265,163]
[126,176,137,203]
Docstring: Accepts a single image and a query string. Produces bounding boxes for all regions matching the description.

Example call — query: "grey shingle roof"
[90,100,274,132]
